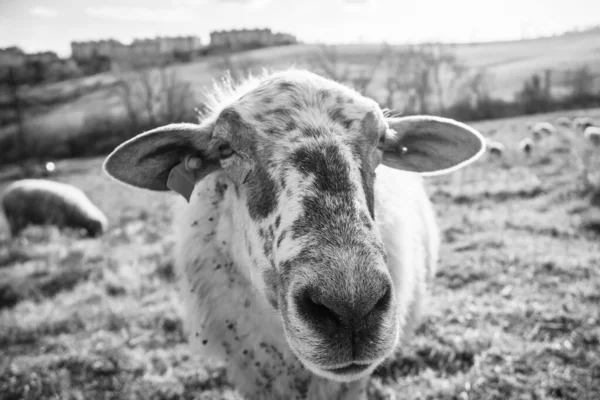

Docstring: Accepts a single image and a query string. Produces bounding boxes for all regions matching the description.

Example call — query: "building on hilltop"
[209,28,298,50]
[0,47,26,68]
[70,36,204,62]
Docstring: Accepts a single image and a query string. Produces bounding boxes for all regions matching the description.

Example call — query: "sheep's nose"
[294,278,392,336]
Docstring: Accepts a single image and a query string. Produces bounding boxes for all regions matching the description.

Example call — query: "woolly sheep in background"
[1,179,108,238]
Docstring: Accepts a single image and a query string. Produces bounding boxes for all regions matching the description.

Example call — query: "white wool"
[1,179,108,237]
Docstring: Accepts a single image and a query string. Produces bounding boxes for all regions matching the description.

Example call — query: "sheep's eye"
[219,143,234,159]
[377,133,386,149]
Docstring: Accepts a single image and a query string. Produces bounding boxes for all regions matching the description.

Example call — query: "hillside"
[2,29,600,145]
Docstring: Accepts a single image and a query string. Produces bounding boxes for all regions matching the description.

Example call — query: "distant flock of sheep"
[486,116,600,158]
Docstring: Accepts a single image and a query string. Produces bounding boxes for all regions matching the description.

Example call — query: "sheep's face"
[103,69,486,383]
[212,74,398,382]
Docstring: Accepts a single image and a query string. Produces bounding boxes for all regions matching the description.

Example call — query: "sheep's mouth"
[323,363,371,375]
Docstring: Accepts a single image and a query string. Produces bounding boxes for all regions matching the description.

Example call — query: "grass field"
[1,107,599,399]
[3,28,600,144]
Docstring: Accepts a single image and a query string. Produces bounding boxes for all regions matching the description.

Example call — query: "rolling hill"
[3,28,600,144]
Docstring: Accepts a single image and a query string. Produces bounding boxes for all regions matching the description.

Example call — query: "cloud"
[216,0,273,8]
[172,0,272,6]
[339,0,381,12]
[30,6,59,18]
[85,7,195,23]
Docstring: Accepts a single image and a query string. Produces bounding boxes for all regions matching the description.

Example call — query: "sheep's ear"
[381,116,486,176]
[103,123,219,191]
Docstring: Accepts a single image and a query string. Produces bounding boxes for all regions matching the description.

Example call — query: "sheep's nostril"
[373,284,392,314]
[295,288,342,333]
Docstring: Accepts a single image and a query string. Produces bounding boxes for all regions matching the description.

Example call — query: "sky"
[1,0,599,57]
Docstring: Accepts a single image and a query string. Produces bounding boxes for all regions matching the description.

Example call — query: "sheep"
[529,122,556,141]
[103,69,486,400]
[574,116,595,132]
[487,139,505,157]
[1,179,108,238]
[555,116,572,128]
[584,126,600,147]
[519,137,534,157]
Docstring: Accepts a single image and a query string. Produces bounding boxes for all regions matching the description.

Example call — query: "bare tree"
[380,44,425,113]
[378,43,466,114]
[159,67,196,122]
[418,43,467,112]
[568,65,598,98]
[348,46,386,95]
[458,68,494,107]
[111,64,196,135]
[310,45,351,83]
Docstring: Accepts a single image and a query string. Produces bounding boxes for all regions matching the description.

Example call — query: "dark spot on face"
[202,339,208,345]
[275,215,281,229]
[228,323,234,330]
[285,120,297,132]
[292,195,354,243]
[279,81,295,91]
[216,181,228,197]
[215,264,221,270]
[328,107,353,130]
[191,221,198,226]
[318,89,330,102]
[246,164,279,220]
[254,113,266,122]
[208,217,213,222]
[267,107,292,120]
[265,127,280,136]
[243,350,248,355]
[277,230,287,248]
[290,144,353,195]
[262,226,275,257]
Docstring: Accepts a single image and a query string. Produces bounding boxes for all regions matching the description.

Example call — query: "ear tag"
[166,156,202,203]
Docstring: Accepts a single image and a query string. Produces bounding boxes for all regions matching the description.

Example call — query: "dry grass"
[1,109,600,399]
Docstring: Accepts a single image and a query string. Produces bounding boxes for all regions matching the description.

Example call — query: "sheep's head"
[84,221,103,237]
[103,70,485,382]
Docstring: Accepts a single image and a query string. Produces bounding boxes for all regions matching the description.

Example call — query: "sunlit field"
[1,107,599,399]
